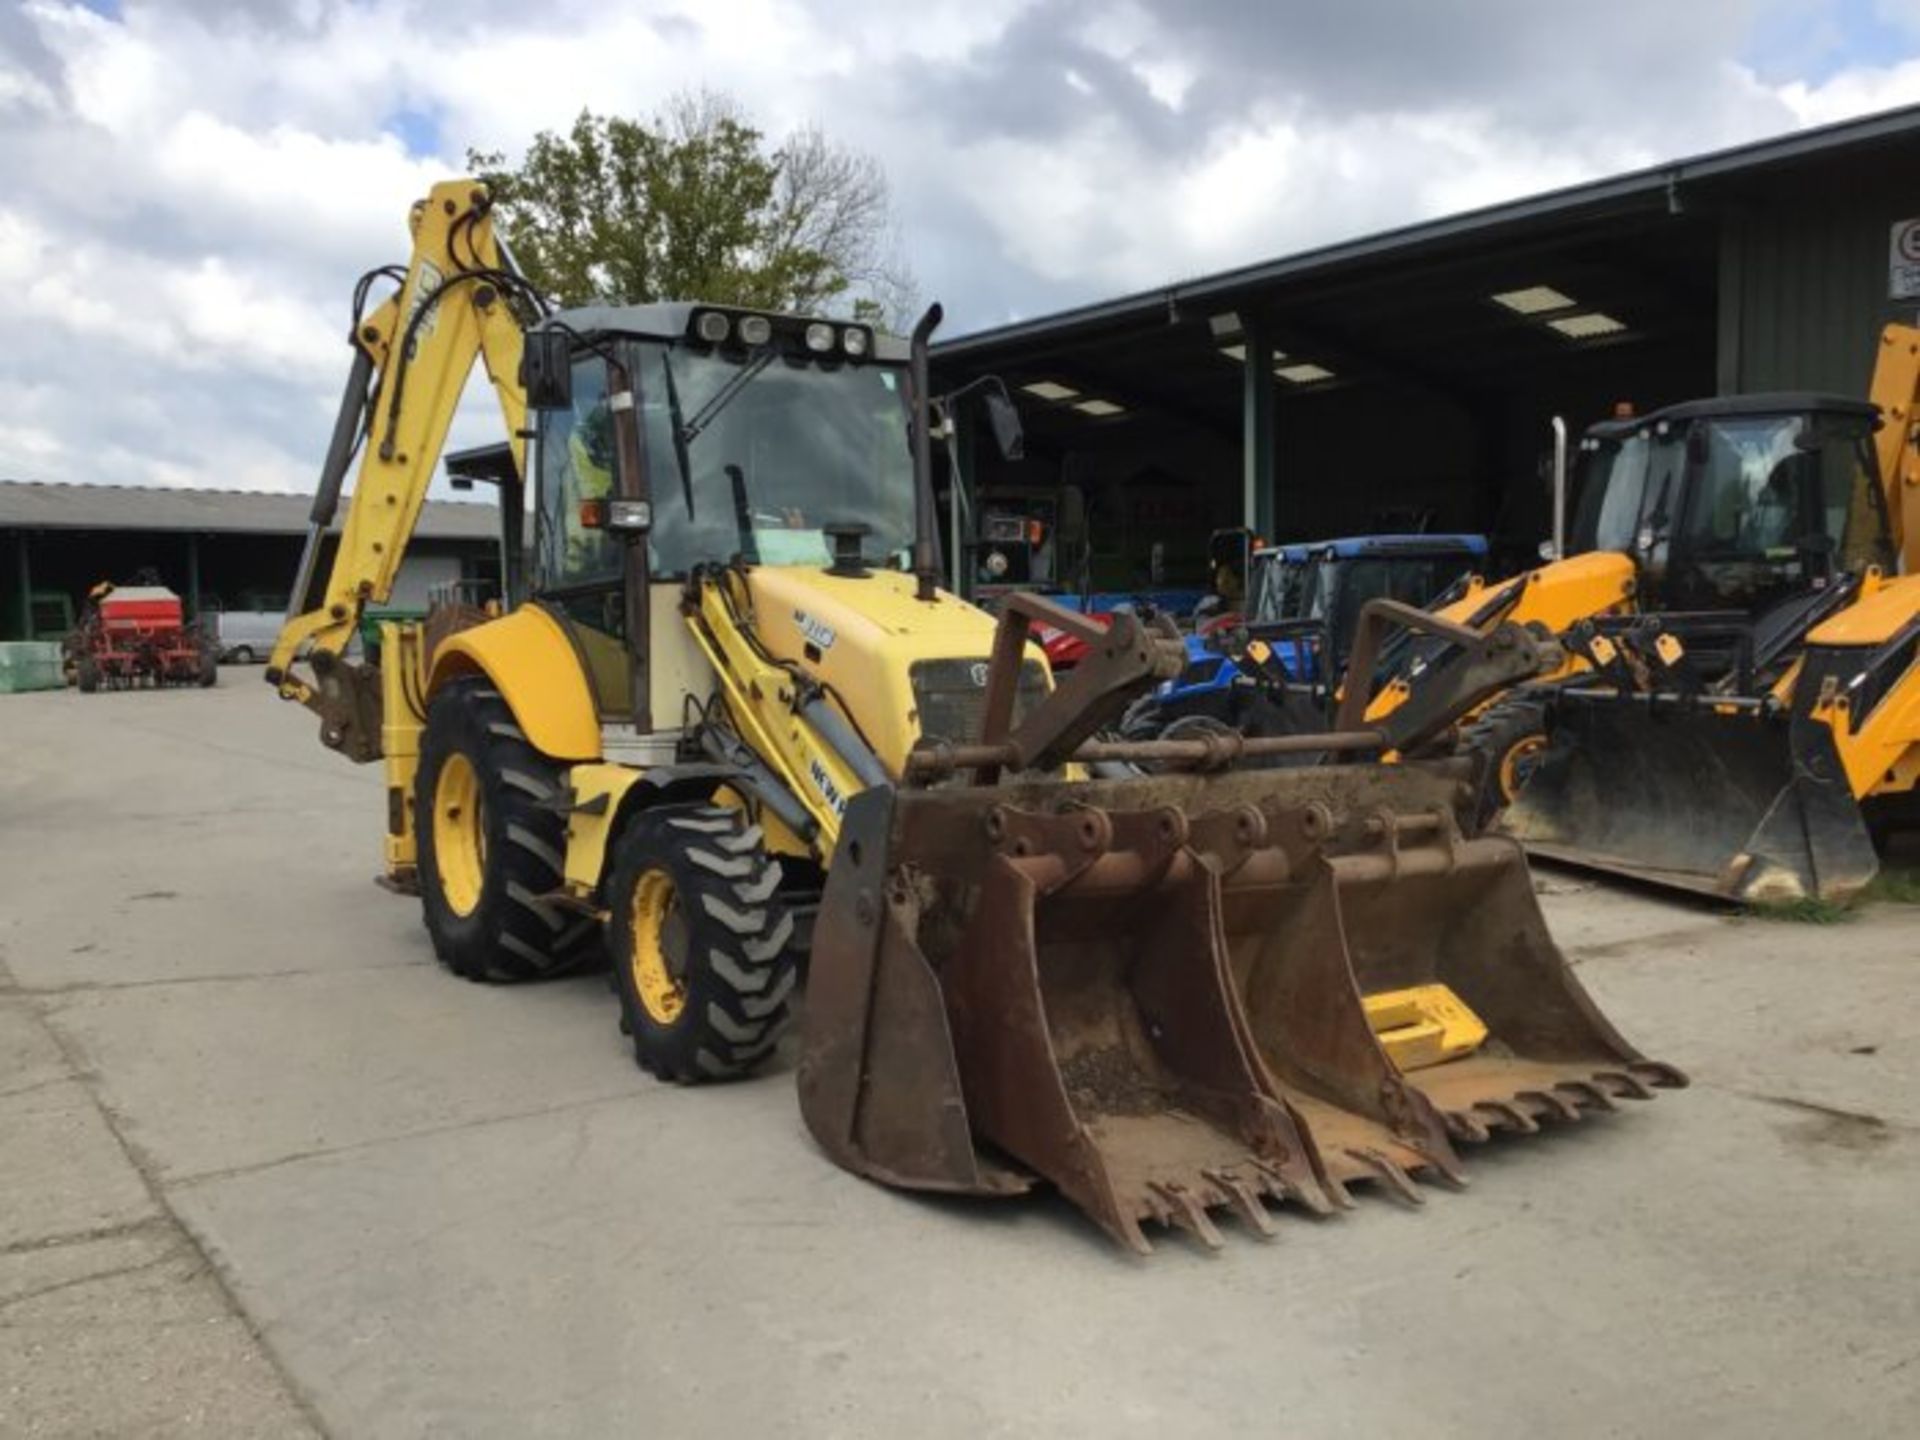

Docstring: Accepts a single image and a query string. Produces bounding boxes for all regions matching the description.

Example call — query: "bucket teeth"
[1148,1181,1228,1251]
[1555,1078,1616,1113]
[1345,1148,1425,1205]
[1630,1060,1689,1090]
[1592,1069,1654,1100]
[1443,1109,1492,1144]
[1254,1156,1342,1216]
[1519,1088,1585,1123]
[1201,1167,1281,1238]
[1473,1099,1540,1134]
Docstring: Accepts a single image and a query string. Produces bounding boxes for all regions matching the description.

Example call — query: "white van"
[213,610,285,664]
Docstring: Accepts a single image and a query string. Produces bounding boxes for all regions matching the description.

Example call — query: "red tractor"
[72,581,218,692]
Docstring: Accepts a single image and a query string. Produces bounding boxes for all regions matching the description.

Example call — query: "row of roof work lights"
[1008,274,1630,425]
[1016,380,1127,417]
[1489,284,1628,339]
[1208,311,1339,386]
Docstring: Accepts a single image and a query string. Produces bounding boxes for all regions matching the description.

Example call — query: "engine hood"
[743,566,1042,775]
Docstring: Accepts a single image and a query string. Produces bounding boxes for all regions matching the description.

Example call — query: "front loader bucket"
[800,771,1495,1251]
[1505,697,1880,904]
[1322,824,1687,1142]
[799,764,1682,1249]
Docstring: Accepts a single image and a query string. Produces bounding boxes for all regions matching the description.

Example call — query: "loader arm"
[268,179,536,762]
[1869,323,1920,572]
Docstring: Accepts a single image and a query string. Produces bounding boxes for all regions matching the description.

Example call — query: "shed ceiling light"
[1275,363,1335,384]
[1020,381,1080,401]
[1219,344,1246,361]
[1074,398,1126,416]
[1208,312,1243,339]
[1549,312,1626,339]
[1492,285,1576,314]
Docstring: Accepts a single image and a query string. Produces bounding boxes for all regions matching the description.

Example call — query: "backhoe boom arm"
[268,180,534,761]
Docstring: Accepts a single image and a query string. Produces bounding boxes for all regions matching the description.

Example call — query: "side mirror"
[521,329,573,410]
[983,388,1025,462]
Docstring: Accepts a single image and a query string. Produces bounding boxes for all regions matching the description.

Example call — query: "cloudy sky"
[2,0,1919,495]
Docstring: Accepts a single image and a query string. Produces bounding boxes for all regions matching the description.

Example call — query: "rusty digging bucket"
[797,763,1685,1253]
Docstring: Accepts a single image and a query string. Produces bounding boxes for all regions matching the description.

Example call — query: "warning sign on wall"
[1893,218,1920,301]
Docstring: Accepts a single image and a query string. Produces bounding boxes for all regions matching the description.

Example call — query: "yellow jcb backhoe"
[1351,328,1920,904]
[270,179,1680,1253]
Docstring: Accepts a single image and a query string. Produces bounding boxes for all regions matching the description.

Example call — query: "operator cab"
[516,303,920,722]
[1563,394,1895,685]
[1246,534,1490,678]
[1567,395,1893,614]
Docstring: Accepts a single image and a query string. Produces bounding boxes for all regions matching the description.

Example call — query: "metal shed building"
[932,104,1920,595]
[0,481,504,642]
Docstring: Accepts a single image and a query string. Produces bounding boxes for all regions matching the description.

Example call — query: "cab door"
[530,354,634,719]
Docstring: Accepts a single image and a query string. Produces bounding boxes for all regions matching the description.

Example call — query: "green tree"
[468,93,913,322]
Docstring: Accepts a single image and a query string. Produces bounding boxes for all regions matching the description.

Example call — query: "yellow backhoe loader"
[1348,329,1920,904]
[271,179,1680,1253]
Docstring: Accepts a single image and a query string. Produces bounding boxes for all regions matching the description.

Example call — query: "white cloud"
[1771,55,1920,124]
[0,0,1915,500]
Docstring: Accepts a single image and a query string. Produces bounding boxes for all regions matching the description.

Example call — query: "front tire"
[608,806,798,1083]
[76,656,100,693]
[1460,689,1550,833]
[415,676,598,982]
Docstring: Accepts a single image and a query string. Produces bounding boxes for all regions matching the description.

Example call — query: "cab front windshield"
[639,342,917,575]
[1676,412,1890,575]
[1568,432,1652,555]
[1249,553,1305,624]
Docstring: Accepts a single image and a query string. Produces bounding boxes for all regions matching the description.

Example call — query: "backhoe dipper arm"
[268,180,534,762]
[1870,322,1920,572]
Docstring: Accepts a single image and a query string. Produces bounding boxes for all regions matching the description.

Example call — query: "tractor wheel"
[607,806,798,1083]
[76,656,100,693]
[415,676,598,983]
[197,649,219,687]
[1460,689,1550,833]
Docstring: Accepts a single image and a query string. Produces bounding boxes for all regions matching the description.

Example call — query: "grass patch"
[1743,863,1920,921]
[1860,865,1920,906]
[1746,896,1858,925]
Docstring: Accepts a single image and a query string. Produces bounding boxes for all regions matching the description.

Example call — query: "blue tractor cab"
[1126,533,1490,738]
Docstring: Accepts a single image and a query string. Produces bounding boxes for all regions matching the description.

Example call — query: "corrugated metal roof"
[935,103,1920,360]
[0,480,502,541]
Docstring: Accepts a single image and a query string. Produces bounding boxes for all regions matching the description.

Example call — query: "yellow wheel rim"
[629,870,687,1025]
[433,752,486,917]
[1498,734,1548,801]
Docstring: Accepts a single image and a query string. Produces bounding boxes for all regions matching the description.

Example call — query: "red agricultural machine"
[71,582,218,692]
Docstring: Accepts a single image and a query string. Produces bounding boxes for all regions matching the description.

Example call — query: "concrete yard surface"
[1,683,1916,1437]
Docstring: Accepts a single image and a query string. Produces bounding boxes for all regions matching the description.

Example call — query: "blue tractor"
[1122,533,1491,742]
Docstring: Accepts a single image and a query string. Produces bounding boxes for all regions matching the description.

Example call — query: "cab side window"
[535,359,620,591]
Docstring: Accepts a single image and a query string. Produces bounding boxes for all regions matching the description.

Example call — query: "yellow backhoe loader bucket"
[799,761,1683,1252]
[1505,693,1882,904]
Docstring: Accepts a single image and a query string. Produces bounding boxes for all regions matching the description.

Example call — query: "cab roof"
[1256,533,1489,563]
[538,302,910,363]
[1620,392,1878,430]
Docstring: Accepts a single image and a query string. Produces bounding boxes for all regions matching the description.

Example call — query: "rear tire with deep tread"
[607,806,798,1084]
[1460,688,1551,833]
[416,675,598,982]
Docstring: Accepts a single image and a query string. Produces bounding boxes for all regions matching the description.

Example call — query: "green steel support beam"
[1242,318,1276,535]
[186,532,202,621]
[15,532,31,641]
